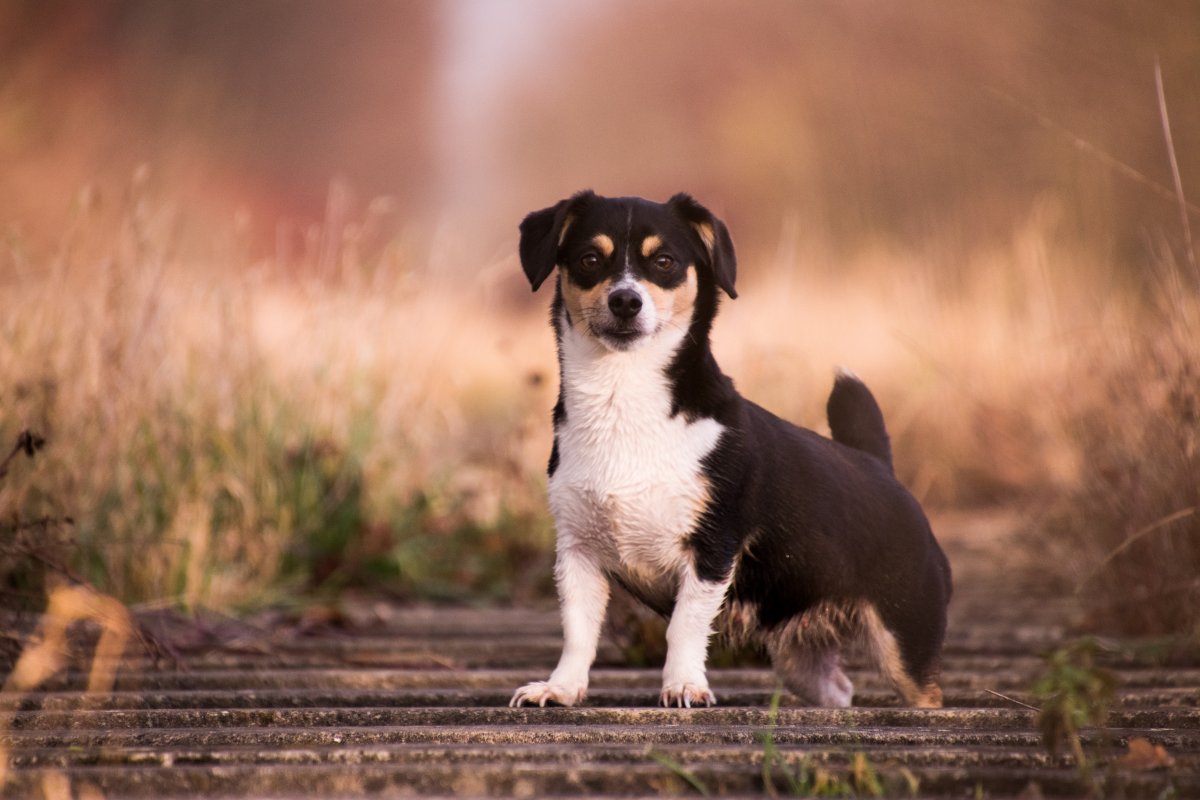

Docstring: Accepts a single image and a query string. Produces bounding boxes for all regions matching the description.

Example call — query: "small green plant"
[379,486,554,603]
[760,687,808,797]
[1032,637,1117,781]
[648,749,710,797]
[849,752,884,798]
[757,688,898,798]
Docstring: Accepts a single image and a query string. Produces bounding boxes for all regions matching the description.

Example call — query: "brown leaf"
[1114,737,1175,771]
[1015,782,1045,800]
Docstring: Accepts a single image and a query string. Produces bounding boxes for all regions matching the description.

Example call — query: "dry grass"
[1,181,1197,635]
[2,183,557,609]
[1039,262,1199,636]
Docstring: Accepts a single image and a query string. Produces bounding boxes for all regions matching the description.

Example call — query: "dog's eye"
[579,253,601,271]
[653,254,675,271]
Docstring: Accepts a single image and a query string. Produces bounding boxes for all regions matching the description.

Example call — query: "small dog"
[510,191,951,709]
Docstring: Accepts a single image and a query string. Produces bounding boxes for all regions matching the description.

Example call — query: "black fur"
[827,372,894,471]
[519,191,595,292]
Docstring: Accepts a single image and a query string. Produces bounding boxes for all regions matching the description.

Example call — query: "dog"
[509,191,951,709]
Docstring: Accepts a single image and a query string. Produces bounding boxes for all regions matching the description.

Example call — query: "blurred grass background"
[1,1,1197,635]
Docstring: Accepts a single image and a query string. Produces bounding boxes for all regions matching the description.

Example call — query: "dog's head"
[519,191,736,352]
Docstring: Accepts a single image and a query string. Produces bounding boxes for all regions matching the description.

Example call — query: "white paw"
[509,681,586,708]
[660,682,716,708]
[818,671,854,708]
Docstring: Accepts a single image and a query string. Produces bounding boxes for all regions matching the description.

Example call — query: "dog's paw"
[660,682,716,708]
[817,669,854,708]
[509,681,586,708]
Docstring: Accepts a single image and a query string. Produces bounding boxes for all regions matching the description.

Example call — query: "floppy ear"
[519,190,595,292]
[667,193,737,299]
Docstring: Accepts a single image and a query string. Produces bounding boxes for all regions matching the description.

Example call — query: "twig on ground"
[985,688,1040,712]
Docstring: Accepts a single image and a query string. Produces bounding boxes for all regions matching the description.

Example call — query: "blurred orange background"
[2,2,1197,621]
[3,0,1198,275]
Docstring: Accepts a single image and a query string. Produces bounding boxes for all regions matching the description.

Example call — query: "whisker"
[664,317,698,346]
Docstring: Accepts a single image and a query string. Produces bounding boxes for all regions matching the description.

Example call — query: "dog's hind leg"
[769,638,854,708]
[861,604,944,708]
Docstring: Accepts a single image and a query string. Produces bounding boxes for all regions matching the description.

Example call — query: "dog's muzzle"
[594,284,651,349]
[607,287,643,320]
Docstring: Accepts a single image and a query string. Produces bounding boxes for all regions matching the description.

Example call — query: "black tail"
[826,369,893,472]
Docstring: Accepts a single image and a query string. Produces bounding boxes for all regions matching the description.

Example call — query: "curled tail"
[826,368,893,472]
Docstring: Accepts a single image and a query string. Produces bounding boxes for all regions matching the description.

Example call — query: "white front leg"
[660,565,731,707]
[510,545,609,707]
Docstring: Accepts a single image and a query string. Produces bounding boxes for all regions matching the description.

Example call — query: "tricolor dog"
[510,191,951,709]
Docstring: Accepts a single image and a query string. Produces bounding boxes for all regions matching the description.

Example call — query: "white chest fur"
[549,322,725,593]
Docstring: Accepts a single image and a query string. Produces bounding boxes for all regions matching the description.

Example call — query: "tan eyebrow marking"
[557,214,575,247]
[640,235,662,258]
[591,234,615,257]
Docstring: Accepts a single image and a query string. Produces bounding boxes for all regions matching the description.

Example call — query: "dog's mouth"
[592,322,645,350]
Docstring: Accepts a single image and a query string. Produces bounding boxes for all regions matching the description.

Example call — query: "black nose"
[608,287,643,319]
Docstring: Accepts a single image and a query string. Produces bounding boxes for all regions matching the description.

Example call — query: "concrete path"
[2,513,1197,798]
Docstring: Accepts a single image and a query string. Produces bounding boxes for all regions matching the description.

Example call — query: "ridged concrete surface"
[2,514,1197,798]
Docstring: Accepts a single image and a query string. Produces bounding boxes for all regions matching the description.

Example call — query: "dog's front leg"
[660,566,731,708]
[510,545,609,707]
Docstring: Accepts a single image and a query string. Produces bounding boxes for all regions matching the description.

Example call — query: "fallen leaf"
[1114,737,1175,771]
[40,770,72,800]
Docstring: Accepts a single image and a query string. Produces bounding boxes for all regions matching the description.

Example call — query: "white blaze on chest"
[549,320,725,585]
